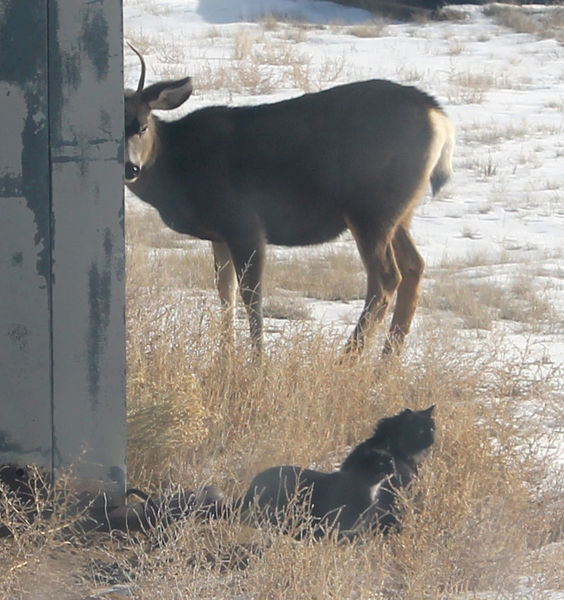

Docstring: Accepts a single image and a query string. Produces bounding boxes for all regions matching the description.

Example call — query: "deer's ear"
[142,77,193,111]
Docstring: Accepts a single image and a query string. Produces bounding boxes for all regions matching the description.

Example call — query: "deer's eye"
[139,124,148,135]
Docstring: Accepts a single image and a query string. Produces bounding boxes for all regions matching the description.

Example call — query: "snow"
[123,1,564,592]
[124,0,564,342]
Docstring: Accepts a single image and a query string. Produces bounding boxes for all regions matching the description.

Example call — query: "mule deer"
[124,46,454,354]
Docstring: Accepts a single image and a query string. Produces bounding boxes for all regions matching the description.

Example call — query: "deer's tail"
[429,108,455,196]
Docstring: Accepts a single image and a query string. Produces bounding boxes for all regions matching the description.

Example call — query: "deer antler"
[127,42,145,92]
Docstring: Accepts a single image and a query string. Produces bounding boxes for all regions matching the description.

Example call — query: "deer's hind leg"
[382,225,425,355]
[345,221,402,354]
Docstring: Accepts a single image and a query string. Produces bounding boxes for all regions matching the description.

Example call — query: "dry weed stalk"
[2,203,562,599]
[119,256,563,596]
[2,289,561,598]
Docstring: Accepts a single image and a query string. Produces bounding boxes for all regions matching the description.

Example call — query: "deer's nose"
[125,162,140,181]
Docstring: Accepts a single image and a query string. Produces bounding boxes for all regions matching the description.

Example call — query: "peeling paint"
[82,10,109,81]
[1,0,126,503]
[0,83,26,178]
[47,1,63,146]
[64,52,82,91]
[0,431,50,459]
[0,3,45,83]
[86,229,113,404]
[21,104,51,280]
[0,175,22,196]
[0,431,23,454]
[7,323,29,353]
[0,6,50,281]
[11,252,24,267]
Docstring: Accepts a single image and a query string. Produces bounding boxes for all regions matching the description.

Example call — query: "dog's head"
[369,405,436,461]
[394,405,436,459]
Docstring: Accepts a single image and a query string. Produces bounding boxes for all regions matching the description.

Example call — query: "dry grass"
[347,19,388,38]
[0,469,95,599]
[126,21,355,97]
[265,245,365,302]
[263,292,312,320]
[193,26,310,94]
[3,323,562,597]
[127,205,364,303]
[447,71,495,105]
[484,4,564,45]
[423,261,563,334]
[2,207,563,599]
[4,5,563,597]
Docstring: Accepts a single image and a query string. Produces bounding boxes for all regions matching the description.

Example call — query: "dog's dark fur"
[240,406,435,539]
[341,405,435,532]
[0,465,52,537]
[242,449,396,539]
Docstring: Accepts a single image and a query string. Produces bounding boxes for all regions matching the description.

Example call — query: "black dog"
[240,406,436,539]
[241,448,396,539]
[340,404,435,533]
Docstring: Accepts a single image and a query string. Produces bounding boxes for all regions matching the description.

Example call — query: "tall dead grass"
[484,4,564,45]
[1,209,563,599]
[120,224,564,598]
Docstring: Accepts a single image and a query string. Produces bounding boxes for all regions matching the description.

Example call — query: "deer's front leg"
[227,234,266,353]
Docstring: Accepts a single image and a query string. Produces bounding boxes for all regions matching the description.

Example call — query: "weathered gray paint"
[0,0,126,503]
[0,1,52,469]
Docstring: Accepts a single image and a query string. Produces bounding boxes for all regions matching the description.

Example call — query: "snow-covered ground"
[123,0,563,352]
[123,1,563,593]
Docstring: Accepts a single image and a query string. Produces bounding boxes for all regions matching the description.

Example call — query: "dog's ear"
[422,405,435,416]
